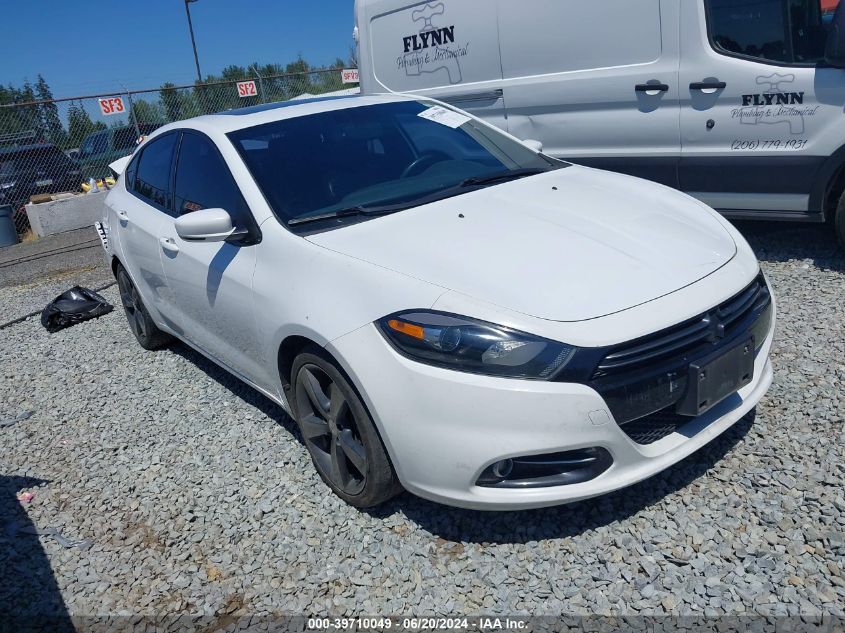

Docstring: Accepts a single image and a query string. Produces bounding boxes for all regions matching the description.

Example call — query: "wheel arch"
[277,331,405,481]
[277,334,320,395]
[810,144,845,220]
[109,254,122,278]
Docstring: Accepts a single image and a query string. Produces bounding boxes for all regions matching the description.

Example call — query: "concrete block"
[25,191,107,238]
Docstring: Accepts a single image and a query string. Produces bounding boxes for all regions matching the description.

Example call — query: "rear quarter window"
[131,133,177,213]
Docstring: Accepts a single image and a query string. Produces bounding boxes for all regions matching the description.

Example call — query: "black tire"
[291,347,401,508]
[835,189,845,249]
[115,264,172,350]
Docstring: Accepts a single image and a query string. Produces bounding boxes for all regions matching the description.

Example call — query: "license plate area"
[676,338,754,416]
[35,178,54,187]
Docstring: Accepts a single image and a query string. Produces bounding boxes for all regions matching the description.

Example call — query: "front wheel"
[291,348,401,508]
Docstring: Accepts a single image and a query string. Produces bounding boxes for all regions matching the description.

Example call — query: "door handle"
[635,83,669,93]
[159,237,179,254]
[690,81,727,91]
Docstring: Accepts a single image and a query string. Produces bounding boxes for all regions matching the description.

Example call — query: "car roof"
[150,93,419,137]
[0,143,60,156]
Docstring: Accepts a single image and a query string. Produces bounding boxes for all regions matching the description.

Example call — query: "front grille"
[618,409,688,445]
[593,273,770,380]
[589,273,772,427]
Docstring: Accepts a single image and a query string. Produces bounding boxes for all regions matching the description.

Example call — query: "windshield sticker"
[417,106,470,128]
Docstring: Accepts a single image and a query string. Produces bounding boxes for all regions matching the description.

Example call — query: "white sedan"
[101,94,775,510]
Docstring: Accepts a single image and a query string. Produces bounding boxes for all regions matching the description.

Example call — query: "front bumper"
[328,303,775,510]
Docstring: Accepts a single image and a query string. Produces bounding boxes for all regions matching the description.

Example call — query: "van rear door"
[358,0,507,129]
[495,0,682,187]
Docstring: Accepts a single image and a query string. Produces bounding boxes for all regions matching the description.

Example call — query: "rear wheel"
[835,190,845,249]
[115,264,172,350]
[291,348,401,508]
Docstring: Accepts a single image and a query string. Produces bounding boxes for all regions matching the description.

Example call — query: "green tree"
[129,98,165,124]
[0,81,45,141]
[0,84,39,140]
[66,103,105,149]
[313,58,347,95]
[159,82,197,122]
[35,75,66,146]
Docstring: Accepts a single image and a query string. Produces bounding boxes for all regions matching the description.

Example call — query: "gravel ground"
[0,227,113,325]
[0,222,843,622]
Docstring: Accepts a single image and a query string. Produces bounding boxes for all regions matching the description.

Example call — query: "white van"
[354,0,845,244]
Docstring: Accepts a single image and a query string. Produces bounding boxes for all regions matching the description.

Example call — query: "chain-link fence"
[0,68,356,238]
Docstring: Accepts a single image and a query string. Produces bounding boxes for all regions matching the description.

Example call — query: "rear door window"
[132,133,177,213]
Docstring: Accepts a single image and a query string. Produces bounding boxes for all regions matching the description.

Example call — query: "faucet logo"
[742,73,804,106]
[399,2,463,84]
[737,73,810,135]
[402,2,454,51]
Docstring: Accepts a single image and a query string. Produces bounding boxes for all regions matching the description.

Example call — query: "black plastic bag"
[41,286,113,333]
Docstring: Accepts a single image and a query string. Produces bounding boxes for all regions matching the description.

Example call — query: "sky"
[0,0,356,98]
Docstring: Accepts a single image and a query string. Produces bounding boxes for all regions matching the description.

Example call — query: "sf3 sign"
[341,69,360,84]
[98,97,126,116]
[236,80,258,98]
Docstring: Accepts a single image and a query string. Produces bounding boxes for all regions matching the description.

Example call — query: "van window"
[132,133,177,212]
[706,0,832,64]
[498,0,662,78]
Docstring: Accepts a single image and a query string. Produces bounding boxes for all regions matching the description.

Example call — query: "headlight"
[0,181,15,190]
[376,311,575,379]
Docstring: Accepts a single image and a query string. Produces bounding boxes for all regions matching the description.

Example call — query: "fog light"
[491,459,513,479]
[476,447,613,489]
[476,458,514,485]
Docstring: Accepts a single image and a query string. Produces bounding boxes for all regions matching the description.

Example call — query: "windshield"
[227,100,563,228]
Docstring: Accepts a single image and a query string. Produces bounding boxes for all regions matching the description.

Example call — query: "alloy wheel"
[295,364,368,495]
[117,270,147,340]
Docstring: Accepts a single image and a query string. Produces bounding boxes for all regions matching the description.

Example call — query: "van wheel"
[835,190,845,249]
[291,347,401,508]
[115,264,172,350]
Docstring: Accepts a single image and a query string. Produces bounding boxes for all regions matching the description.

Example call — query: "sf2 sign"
[236,80,258,98]
[98,97,126,116]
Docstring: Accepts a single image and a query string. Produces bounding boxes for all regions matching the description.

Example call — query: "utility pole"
[184,0,203,83]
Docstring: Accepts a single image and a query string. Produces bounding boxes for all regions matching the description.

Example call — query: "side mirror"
[523,139,543,153]
[825,2,845,68]
[175,208,242,242]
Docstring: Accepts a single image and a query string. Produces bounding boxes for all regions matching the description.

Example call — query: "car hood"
[305,166,737,322]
